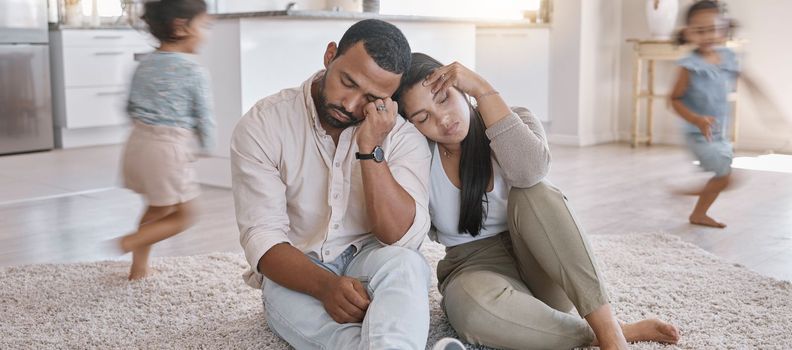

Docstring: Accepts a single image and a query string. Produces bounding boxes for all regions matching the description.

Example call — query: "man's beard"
[316,75,363,129]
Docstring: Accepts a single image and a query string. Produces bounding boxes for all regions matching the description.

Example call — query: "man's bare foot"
[621,318,680,344]
[689,214,726,228]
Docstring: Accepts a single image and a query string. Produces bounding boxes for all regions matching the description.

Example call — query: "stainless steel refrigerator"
[0,0,54,155]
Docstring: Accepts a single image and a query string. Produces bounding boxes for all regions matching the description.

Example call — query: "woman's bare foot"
[689,214,726,228]
[621,318,680,344]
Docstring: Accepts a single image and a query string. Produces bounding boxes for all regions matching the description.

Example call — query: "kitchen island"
[191,10,547,188]
[198,10,480,157]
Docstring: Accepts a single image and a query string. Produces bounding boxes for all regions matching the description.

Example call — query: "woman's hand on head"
[422,61,492,99]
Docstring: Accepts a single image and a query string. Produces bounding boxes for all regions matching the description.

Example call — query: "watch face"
[373,146,385,162]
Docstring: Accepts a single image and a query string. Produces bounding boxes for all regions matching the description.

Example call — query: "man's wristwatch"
[356,145,385,163]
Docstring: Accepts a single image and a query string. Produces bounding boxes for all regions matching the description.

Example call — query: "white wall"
[547,0,582,141]
[476,27,550,122]
[726,0,792,152]
[547,0,622,146]
[577,0,622,146]
[616,0,792,152]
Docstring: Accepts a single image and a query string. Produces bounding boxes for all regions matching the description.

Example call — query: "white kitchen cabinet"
[60,30,151,48]
[476,26,550,122]
[62,47,145,88]
[63,87,129,128]
[50,29,154,148]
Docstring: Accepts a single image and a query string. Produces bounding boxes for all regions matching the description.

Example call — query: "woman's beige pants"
[437,181,610,350]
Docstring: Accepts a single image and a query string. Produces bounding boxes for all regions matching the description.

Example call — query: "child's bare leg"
[120,200,198,253]
[126,205,173,280]
[674,169,743,196]
[129,245,153,280]
[690,174,731,228]
[139,205,175,226]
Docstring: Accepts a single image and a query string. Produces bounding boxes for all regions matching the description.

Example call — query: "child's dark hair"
[676,0,732,45]
[142,0,207,43]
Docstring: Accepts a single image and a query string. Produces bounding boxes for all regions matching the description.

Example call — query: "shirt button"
[333,193,339,199]
[333,223,340,229]
[334,162,340,167]
[324,250,331,255]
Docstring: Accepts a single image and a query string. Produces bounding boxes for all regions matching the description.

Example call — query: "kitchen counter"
[213,9,547,27]
[49,23,136,30]
[49,10,547,30]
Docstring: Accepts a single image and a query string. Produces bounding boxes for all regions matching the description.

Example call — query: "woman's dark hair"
[676,0,722,45]
[394,53,493,237]
[142,0,207,43]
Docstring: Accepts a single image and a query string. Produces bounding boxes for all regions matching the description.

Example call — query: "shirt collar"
[302,70,331,136]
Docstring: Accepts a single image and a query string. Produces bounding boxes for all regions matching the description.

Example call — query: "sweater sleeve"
[192,66,216,151]
[484,106,551,188]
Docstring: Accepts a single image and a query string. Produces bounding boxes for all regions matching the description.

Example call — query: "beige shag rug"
[2,233,791,349]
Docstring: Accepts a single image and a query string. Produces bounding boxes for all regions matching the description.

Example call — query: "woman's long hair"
[394,53,493,236]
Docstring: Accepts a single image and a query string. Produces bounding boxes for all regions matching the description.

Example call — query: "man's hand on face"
[317,275,371,324]
[357,98,398,151]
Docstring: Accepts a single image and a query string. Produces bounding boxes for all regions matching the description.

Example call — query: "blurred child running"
[118,0,215,280]
[670,0,740,228]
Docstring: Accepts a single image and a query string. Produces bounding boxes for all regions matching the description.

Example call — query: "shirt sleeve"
[231,105,292,280]
[485,107,551,188]
[377,120,432,249]
[720,47,740,74]
[192,66,216,151]
[676,54,700,71]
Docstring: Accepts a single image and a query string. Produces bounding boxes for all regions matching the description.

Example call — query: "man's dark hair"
[336,19,411,75]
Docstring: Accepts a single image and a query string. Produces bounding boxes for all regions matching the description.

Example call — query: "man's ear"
[323,42,338,68]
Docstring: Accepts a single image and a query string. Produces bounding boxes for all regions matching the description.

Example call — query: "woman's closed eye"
[416,112,430,124]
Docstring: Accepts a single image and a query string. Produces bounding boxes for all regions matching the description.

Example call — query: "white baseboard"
[56,125,131,149]
[549,131,618,147]
[734,137,792,153]
[616,130,792,153]
[548,133,582,146]
[579,131,618,146]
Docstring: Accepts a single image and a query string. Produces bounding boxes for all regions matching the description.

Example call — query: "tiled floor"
[0,146,121,205]
[1,143,790,281]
